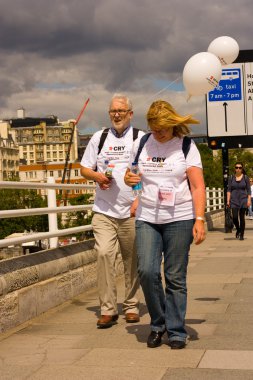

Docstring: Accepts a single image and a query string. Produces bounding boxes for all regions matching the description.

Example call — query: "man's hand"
[96,172,112,190]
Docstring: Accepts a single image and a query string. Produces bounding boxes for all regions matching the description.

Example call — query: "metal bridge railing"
[0,180,224,250]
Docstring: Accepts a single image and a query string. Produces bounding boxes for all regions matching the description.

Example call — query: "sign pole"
[222,144,230,232]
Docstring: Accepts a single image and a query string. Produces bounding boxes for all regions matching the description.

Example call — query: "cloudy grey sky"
[0,0,252,135]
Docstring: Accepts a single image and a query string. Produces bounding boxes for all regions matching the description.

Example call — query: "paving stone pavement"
[1,222,253,379]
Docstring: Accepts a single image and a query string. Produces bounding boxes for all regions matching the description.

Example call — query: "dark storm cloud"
[0,0,172,57]
[0,0,253,127]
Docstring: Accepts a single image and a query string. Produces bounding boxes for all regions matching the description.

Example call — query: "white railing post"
[212,187,217,210]
[206,187,210,212]
[47,177,58,248]
[218,187,222,209]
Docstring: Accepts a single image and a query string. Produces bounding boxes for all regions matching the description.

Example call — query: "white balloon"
[208,36,239,65]
[183,52,222,97]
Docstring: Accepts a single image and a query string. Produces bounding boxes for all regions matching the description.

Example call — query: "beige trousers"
[92,212,140,316]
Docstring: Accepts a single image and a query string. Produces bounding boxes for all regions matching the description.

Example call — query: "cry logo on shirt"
[147,157,166,163]
[109,146,125,151]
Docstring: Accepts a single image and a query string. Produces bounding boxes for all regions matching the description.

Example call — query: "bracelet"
[196,216,205,222]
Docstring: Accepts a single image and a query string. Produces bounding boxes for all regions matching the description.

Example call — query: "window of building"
[75,169,78,176]
[58,170,62,177]
[49,171,54,177]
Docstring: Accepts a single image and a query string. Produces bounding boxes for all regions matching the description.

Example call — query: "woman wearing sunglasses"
[227,162,251,240]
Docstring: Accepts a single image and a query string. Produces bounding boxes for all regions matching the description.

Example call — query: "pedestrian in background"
[124,100,206,349]
[81,94,145,328]
[227,162,251,240]
[248,178,253,220]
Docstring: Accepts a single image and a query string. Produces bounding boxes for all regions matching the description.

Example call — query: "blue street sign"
[208,68,242,102]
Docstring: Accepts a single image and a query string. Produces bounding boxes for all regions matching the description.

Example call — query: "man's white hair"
[109,93,133,110]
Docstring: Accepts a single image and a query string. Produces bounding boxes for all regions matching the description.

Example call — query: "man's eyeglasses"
[109,109,131,116]
[235,166,242,169]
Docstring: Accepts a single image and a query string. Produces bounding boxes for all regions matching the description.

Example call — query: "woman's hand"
[130,198,139,217]
[124,168,141,187]
[193,220,206,245]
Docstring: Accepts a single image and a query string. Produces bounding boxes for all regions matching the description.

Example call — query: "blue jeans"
[136,219,194,342]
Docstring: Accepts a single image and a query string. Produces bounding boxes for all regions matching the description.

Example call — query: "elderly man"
[81,94,144,328]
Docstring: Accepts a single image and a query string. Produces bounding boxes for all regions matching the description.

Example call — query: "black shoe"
[239,234,244,240]
[168,340,186,349]
[236,231,240,239]
[147,331,164,348]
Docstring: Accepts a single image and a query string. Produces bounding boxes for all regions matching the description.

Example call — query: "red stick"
[75,98,90,125]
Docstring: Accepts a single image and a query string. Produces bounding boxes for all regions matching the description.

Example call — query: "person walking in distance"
[80,94,145,328]
[124,100,206,349]
[248,178,253,220]
[227,162,251,240]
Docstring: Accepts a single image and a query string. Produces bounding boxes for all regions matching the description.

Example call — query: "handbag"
[225,207,234,233]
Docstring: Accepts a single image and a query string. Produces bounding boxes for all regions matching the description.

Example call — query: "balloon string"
[134,75,182,110]
[151,76,182,98]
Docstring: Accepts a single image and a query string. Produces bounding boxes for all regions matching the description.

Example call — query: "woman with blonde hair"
[125,100,206,349]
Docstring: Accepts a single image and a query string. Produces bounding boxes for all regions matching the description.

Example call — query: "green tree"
[62,193,93,239]
[228,149,253,178]
[0,189,48,239]
[197,144,223,188]
[197,144,253,188]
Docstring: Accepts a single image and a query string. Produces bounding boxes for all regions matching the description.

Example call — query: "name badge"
[158,184,175,206]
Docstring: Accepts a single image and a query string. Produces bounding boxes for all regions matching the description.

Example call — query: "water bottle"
[103,159,109,173]
[104,162,114,179]
[131,162,142,196]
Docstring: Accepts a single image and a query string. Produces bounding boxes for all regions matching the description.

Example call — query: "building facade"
[19,161,95,201]
[0,122,19,180]
[10,117,78,165]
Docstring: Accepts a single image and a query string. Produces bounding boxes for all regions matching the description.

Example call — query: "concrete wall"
[0,210,224,333]
[0,240,124,333]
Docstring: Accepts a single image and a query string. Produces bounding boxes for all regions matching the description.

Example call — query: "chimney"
[17,108,25,119]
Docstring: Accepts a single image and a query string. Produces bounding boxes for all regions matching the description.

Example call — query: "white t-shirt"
[81,127,145,218]
[129,135,203,224]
